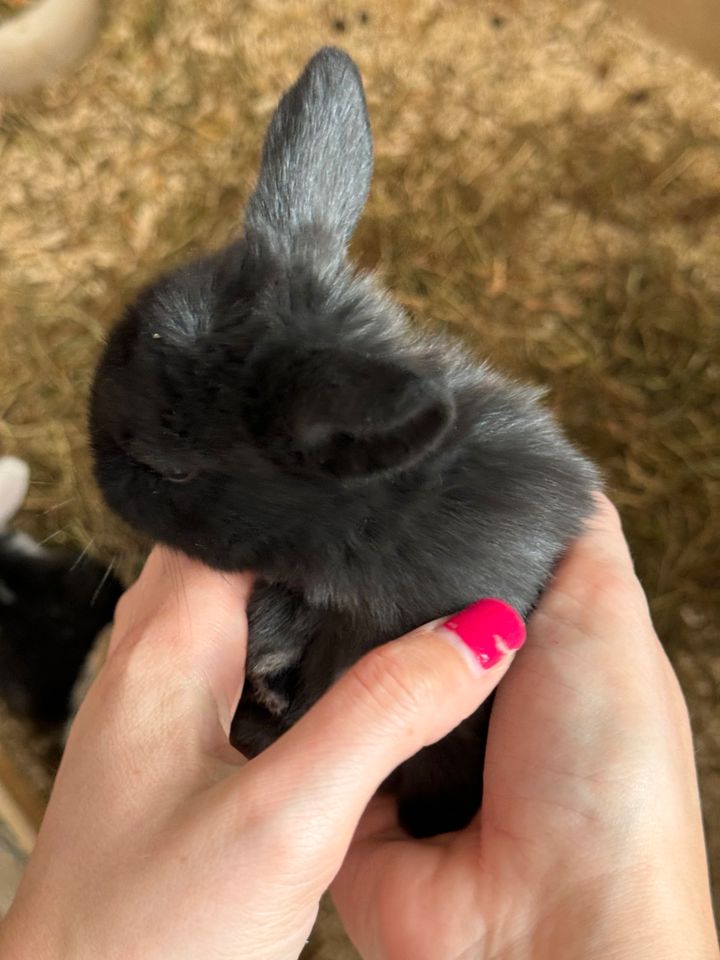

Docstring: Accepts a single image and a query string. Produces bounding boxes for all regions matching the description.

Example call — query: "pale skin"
[0,495,716,960]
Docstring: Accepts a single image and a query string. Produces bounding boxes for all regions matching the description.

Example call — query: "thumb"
[244,598,525,853]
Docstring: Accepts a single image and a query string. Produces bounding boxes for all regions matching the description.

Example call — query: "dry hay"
[0,0,718,947]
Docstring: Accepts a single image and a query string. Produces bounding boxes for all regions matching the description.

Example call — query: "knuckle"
[347,640,440,726]
[103,635,156,694]
[595,492,622,527]
[545,559,644,633]
[113,587,136,630]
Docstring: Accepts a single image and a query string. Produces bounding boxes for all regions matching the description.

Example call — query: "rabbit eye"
[164,469,197,484]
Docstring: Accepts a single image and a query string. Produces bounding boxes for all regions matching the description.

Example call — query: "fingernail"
[441,599,526,670]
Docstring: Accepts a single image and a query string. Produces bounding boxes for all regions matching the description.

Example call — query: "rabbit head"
[90,48,458,572]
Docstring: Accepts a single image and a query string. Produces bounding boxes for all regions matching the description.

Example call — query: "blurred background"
[0,0,718,951]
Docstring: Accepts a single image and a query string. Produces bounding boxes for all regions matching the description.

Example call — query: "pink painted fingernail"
[442,598,526,670]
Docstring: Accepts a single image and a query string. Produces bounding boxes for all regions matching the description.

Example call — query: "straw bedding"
[1,0,718,949]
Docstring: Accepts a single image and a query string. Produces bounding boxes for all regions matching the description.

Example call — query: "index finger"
[109,547,253,731]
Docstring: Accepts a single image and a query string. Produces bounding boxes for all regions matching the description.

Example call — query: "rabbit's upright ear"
[0,457,30,528]
[244,47,373,256]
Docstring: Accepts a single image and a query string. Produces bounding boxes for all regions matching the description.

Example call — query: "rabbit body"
[0,457,122,724]
[90,48,598,837]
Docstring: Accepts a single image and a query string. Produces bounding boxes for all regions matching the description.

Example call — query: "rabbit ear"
[0,457,30,528]
[244,47,373,256]
[246,349,455,479]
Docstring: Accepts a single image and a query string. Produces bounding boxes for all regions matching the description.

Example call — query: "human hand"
[332,495,719,960]
[0,548,524,959]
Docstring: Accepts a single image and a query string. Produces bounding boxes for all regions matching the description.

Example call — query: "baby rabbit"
[0,456,122,723]
[90,47,598,838]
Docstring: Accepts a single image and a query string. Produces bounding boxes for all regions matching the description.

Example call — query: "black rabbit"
[0,456,122,724]
[90,47,599,838]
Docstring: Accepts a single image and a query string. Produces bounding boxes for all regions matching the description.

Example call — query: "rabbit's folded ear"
[244,47,373,257]
[246,349,455,479]
[0,457,30,528]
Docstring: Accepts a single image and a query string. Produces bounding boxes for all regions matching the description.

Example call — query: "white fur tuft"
[0,456,30,527]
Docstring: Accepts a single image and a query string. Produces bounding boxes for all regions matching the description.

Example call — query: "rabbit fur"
[0,457,122,723]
